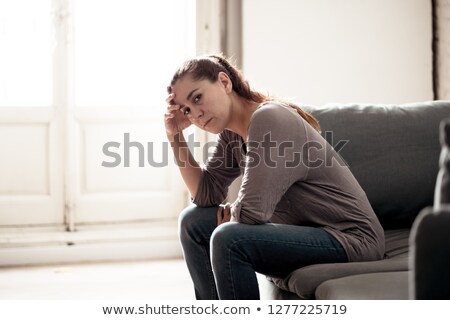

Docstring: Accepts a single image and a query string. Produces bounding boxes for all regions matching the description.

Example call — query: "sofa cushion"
[315,271,410,300]
[304,101,450,229]
[270,229,410,299]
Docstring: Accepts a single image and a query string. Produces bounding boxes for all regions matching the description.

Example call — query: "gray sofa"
[259,100,450,299]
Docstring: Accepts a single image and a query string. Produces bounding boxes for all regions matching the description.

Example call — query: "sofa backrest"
[305,101,450,229]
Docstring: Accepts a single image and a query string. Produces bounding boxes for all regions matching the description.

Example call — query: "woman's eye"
[194,94,201,103]
[183,107,191,116]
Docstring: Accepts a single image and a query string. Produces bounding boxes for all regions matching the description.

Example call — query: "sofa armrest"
[410,205,450,299]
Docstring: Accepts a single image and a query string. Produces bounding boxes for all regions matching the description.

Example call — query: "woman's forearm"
[168,132,202,198]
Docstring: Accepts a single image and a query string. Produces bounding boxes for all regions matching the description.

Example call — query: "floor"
[0,259,196,299]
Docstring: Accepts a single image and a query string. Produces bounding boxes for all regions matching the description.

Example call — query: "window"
[0,0,53,107]
[0,0,195,230]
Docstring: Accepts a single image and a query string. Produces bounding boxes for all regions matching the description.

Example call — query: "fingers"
[164,91,191,136]
[217,206,224,226]
[165,93,181,118]
[165,92,176,105]
[223,203,231,221]
[164,96,180,119]
[217,203,232,226]
[165,104,180,116]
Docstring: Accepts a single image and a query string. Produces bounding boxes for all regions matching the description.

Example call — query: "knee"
[178,205,199,230]
[178,205,202,239]
[210,222,241,259]
[178,204,216,243]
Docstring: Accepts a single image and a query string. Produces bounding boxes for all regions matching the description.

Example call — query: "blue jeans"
[178,204,348,300]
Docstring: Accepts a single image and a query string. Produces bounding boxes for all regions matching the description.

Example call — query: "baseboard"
[0,220,183,267]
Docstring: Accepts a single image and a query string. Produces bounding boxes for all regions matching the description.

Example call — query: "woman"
[164,55,385,300]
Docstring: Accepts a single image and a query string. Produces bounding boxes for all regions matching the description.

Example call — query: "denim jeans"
[178,204,348,300]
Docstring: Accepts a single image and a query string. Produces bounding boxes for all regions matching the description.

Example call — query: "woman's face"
[170,73,232,134]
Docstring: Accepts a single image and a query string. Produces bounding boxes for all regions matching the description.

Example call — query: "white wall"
[242,0,433,105]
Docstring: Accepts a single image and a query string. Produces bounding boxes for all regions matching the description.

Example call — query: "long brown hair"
[169,54,321,133]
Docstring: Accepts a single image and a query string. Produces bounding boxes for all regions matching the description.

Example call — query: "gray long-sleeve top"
[193,102,385,262]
